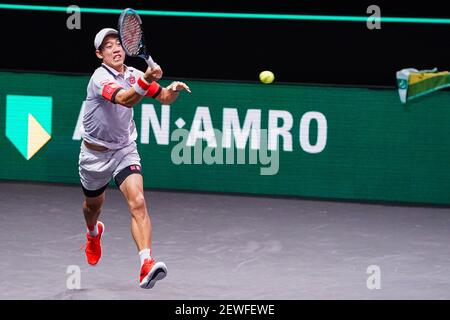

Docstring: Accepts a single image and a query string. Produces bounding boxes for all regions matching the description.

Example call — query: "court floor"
[1,181,449,299]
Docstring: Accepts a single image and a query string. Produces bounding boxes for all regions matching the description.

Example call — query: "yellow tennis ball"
[259,70,274,84]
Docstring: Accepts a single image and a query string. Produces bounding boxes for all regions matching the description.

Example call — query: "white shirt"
[81,63,144,150]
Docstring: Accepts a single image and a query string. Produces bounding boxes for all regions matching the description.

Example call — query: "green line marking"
[1,3,450,24]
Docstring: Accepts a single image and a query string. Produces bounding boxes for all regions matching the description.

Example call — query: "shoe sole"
[140,262,167,289]
[87,221,105,266]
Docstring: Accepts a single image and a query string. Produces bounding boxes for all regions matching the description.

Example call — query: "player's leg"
[115,164,167,289]
[81,185,108,266]
[118,173,151,250]
[82,186,106,234]
[79,142,113,266]
[112,142,150,250]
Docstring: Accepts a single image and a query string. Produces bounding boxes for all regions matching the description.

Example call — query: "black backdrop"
[1,0,450,86]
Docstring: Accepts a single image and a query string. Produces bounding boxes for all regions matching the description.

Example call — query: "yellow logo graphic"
[6,95,52,160]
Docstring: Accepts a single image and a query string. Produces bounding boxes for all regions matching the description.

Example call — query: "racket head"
[118,8,148,59]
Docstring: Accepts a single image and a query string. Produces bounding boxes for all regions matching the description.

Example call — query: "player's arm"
[154,81,191,104]
[114,66,163,107]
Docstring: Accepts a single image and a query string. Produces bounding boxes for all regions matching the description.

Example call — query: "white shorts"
[78,140,142,196]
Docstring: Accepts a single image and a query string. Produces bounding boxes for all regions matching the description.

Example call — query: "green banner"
[1,71,449,205]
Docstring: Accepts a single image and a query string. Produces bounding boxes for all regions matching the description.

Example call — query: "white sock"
[139,249,152,267]
[87,222,98,237]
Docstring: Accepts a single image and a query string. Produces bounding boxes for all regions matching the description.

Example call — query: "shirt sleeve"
[92,71,123,103]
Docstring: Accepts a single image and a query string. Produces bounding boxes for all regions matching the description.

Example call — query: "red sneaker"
[139,258,167,289]
[85,221,105,266]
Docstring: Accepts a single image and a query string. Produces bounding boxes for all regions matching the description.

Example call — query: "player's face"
[98,35,126,71]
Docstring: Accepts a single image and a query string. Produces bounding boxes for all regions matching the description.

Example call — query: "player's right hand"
[144,65,163,82]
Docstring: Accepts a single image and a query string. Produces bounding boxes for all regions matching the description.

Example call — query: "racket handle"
[146,55,157,68]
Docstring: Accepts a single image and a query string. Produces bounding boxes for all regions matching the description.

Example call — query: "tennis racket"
[118,8,157,68]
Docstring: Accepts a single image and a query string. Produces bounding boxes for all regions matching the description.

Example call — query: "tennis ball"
[259,70,274,84]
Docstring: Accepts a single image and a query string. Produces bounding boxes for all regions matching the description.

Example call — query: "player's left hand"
[168,81,191,93]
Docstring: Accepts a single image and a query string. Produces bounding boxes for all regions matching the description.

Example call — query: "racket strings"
[121,14,142,55]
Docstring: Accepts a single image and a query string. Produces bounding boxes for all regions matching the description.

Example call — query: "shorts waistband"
[83,140,110,152]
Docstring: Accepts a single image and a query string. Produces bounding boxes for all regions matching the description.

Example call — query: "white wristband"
[133,83,147,96]
[133,77,150,96]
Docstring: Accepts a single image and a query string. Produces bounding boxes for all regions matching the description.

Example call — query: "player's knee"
[128,194,146,215]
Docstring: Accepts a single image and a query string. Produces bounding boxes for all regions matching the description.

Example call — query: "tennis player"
[79,28,190,289]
